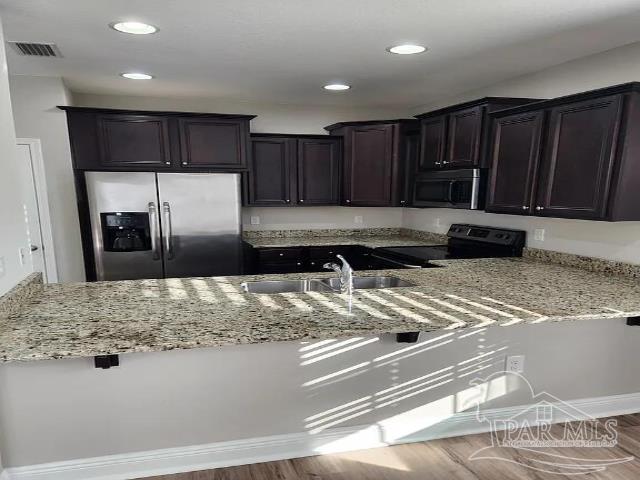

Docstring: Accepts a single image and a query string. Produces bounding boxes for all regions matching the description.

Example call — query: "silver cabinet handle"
[522,206,529,210]
[148,202,161,260]
[162,201,174,260]
[535,206,544,211]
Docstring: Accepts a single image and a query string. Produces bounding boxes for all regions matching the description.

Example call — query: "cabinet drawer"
[257,248,305,263]
[307,246,349,260]
[259,262,304,274]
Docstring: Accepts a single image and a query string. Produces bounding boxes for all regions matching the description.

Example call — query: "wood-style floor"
[144,414,640,480]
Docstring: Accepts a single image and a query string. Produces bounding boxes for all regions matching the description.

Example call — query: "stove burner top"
[375,224,526,266]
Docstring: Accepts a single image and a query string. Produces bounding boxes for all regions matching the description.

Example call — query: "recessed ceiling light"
[324,84,351,91]
[110,21,158,35]
[387,44,427,55]
[121,72,153,80]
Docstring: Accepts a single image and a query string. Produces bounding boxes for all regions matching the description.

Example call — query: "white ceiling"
[2,0,640,109]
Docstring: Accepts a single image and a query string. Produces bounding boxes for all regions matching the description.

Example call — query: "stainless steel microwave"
[412,169,485,209]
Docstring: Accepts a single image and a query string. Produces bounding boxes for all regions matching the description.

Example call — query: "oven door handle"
[371,253,422,269]
[447,180,457,203]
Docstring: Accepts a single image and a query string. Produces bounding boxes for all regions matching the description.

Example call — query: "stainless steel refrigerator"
[85,172,243,281]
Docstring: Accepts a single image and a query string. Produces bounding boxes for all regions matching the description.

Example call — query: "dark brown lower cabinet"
[488,83,640,221]
[250,246,373,274]
[486,111,544,214]
[247,135,341,206]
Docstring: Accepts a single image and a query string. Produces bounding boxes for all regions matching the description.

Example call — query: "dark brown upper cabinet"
[415,97,541,172]
[60,106,255,172]
[418,115,447,170]
[177,117,249,169]
[486,111,544,215]
[488,83,640,221]
[535,96,621,220]
[248,137,294,206]
[325,120,419,207]
[97,114,172,168]
[246,134,341,207]
[297,138,340,205]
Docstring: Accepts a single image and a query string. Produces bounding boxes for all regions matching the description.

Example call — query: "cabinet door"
[536,95,622,220]
[486,112,544,215]
[297,138,341,206]
[97,114,172,167]
[400,132,420,206]
[346,125,394,206]
[178,118,248,169]
[247,137,293,206]
[446,106,482,167]
[418,115,446,171]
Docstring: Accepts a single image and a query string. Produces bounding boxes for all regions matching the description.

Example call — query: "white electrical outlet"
[0,256,5,278]
[250,216,261,225]
[354,215,364,224]
[534,228,545,241]
[506,355,525,373]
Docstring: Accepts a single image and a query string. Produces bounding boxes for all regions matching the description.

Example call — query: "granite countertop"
[242,232,444,249]
[1,255,640,363]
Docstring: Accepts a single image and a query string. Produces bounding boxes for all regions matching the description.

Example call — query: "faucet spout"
[322,256,353,295]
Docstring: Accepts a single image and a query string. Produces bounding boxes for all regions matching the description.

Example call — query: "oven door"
[412,169,482,209]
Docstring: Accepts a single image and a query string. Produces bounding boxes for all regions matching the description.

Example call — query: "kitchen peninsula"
[1,244,639,363]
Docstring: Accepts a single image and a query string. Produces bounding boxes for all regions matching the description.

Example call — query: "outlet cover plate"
[506,355,525,373]
[534,228,545,241]
[250,216,260,225]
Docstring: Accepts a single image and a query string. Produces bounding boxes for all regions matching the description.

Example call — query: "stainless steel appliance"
[412,169,485,209]
[85,172,243,281]
[371,223,525,268]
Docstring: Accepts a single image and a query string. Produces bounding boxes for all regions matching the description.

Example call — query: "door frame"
[17,138,58,283]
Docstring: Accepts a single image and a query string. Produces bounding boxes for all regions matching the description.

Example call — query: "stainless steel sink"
[241,276,415,294]
[240,279,333,294]
[321,276,416,290]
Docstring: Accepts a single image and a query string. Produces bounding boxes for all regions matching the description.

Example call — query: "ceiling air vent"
[9,42,62,57]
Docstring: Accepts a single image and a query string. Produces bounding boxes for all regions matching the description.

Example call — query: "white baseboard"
[6,392,640,480]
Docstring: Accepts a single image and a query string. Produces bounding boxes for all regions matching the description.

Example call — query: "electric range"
[371,224,526,269]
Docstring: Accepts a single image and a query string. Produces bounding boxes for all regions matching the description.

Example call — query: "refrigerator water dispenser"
[100,212,151,252]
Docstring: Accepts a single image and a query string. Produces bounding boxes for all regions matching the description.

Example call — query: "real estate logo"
[468,372,634,475]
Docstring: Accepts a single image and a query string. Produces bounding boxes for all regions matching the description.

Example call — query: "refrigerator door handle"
[148,202,161,260]
[162,201,174,260]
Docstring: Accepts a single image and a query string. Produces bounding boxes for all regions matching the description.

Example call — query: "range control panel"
[446,224,526,247]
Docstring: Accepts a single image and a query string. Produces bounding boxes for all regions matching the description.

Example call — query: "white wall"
[0,23,30,296]
[72,92,406,135]
[243,206,402,231]
[9,75,85,283]
[0,317,638,468]
[413,40,640,113]
[404,209,640,265]
[405,40,640,265]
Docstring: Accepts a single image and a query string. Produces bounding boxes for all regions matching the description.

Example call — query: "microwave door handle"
[148,202,161,260]
[162,202,174,260]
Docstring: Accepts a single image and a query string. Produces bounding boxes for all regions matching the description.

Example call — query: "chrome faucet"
[323,254,353,295]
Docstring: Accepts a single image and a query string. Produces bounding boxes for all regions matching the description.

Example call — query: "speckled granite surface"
[1,257,639,363]
[0,273,43,318]
[524,248,640,278]
[243,230,445,249]
[243,228,402,239]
